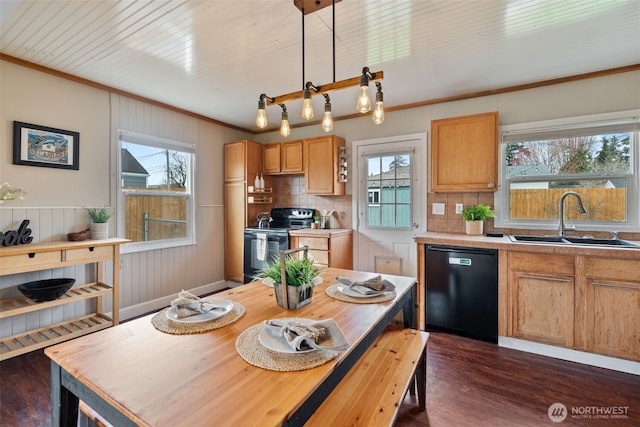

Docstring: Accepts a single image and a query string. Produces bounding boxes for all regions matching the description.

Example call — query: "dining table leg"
[51,361,78,427]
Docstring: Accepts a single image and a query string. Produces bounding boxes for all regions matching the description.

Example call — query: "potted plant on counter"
[260,247,320,309]
[87,207,113,239]
[462,204,495,236]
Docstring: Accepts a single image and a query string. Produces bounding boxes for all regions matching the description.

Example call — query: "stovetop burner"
[252,207,314,231]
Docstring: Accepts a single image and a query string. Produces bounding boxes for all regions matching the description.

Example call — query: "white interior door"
[352,133,426,277]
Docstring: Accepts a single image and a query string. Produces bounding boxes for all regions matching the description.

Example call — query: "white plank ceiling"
[1,0,639,132]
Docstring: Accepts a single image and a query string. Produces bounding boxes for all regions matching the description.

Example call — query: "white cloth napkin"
[170,290,227,318]
[256,233,267,262]
[335,275,396,295]
[263,319,349,352]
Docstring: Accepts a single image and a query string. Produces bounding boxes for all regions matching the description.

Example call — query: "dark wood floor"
[1,332,638,426]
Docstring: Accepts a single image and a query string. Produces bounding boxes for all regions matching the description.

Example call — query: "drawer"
[65,246,113,262]
[308,250,328,265]
[509,251,574,275]
[0,250,62,272]
[584,257,640,280]
[296,237,329,251]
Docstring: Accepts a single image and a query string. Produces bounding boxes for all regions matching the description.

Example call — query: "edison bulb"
[280,117,290,137]
[372,101,384,125]
[321,111,333,132]
[356,85,371,113]
[256,108,268,129]
[302,98,314,120]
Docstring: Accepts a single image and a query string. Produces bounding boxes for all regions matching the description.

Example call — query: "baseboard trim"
[499,336,640,376]
[118,280,232,321]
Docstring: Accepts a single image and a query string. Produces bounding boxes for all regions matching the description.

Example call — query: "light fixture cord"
[302,7,306,90]
[332,0,336,82]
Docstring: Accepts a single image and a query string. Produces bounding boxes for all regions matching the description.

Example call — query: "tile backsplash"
[272,175,352,229]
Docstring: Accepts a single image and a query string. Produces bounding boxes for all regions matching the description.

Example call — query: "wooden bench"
[305,326,429,426]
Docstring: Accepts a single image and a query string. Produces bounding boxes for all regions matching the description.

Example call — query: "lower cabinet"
[507,250,640,362]
[576,257,640,361]
[289,229,353,270]
[507,252,575,348]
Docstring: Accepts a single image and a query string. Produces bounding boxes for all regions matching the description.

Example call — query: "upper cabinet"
[225,139,263,183]
[263,143,281,175]
[264,140,304,175]
[430,112,498,192]
[304,136,345,195]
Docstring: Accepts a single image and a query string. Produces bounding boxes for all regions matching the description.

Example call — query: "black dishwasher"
[425,244,498,343]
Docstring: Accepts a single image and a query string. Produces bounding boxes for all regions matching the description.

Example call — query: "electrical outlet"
[456,203,464,214]
[432,203,445,215]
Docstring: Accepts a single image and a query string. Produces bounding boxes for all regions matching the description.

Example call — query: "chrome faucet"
[557,191,587,237]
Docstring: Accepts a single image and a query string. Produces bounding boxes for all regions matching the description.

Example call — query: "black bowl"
[17,278,75,302]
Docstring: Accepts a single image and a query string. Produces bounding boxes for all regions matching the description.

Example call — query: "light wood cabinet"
[0,238,128,360]
[224,140,270,282]
[264,140,304,175]
[289,229,353,269]
[507,251,575,348]
[430,111,498,192]
[263,143,281,175]
[576,257,640,361]
[281,140,304,173]
[304,136,345,195]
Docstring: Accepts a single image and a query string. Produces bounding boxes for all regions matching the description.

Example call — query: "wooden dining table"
[45,267,418,427]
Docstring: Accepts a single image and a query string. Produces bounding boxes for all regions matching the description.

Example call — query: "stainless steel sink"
[509,234,639,248]
[509,235,566,244]
[564,237,640,247]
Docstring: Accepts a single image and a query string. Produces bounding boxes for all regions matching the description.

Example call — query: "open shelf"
[0,282,112,319]
[0,313,113,361]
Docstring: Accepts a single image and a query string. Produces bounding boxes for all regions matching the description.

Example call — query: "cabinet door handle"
[28,253,36,258]
[592,281,638,290]
[517,274,572,283]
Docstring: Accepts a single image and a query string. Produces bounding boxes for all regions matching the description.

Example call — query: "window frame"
[117,130,196,253]
[494,110,639,232]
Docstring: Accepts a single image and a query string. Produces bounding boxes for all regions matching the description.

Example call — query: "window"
[118,130,195,250]
[365,154,412,228]
[496,111,639,231]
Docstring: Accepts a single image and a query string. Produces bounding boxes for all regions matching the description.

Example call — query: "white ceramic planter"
[90,222,108,240]
[465,220,484,236]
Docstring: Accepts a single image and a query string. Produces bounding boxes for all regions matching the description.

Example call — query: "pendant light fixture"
[256,94,272,129]
[279,104,291,137]
[321,94,333,132]
[255,0,385,136]
[356,67,373,113]
[372,82,385,125]
[302,82,319,120]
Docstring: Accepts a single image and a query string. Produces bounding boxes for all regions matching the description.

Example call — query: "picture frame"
[12,121,79,170]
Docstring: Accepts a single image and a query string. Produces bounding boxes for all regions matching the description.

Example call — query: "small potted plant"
[87,207,113,239]
[462,204,495,236]
[260,247,320,309]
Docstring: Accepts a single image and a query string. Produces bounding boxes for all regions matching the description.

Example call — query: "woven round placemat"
[151,301,245,335]
[325,283,396,304]
[235,321,339,372]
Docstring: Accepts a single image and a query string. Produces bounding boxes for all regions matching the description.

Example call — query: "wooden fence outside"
[510,188,626,221]
[125,194,187,242]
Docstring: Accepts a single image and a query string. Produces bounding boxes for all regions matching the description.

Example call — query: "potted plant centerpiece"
[260,247,320,309]
[87,207,113,239]
[462,204,495,236]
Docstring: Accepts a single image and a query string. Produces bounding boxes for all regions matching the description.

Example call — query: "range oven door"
[243,229,289,284]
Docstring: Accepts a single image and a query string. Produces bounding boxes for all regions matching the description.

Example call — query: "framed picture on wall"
[12,121,80,170]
